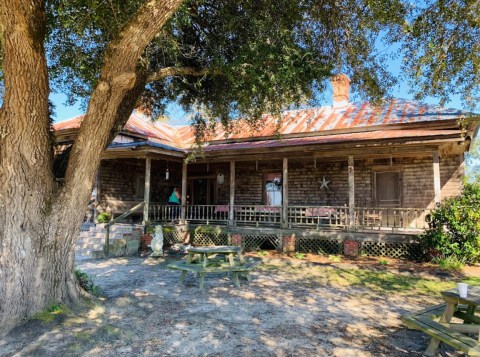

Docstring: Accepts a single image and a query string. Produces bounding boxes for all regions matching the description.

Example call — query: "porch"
[148,204,430,233]
[95,141,463,237]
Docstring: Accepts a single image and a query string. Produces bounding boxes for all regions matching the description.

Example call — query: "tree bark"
[0,0,183,335]
[0,0,77,335]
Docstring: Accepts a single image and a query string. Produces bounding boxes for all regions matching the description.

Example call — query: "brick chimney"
[331,74,350,108]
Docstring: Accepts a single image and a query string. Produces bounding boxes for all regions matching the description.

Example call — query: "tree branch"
[147,66,221,82]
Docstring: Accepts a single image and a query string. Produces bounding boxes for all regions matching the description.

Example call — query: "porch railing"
[149,204,430,231]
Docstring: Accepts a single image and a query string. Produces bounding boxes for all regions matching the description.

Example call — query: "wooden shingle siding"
[97,154,464,212]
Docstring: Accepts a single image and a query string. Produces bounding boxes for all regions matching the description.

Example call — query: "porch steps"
[75,223,143,260]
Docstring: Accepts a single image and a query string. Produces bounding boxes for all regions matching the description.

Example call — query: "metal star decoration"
[320,176,330,190]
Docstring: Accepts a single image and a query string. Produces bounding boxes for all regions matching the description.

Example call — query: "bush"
[421,182,480,263]
[431,255,465,271]
[96,212,111,223]
[75,268,102,296]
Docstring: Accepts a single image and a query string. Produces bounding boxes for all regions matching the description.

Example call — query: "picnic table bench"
[402,287,480,356]
[167,245,261,289]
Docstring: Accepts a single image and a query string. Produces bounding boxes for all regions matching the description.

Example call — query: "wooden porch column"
[433,150,441,205]
[181,161,187,222]
[282,158,288,228]
[348,155,355,227]
[229,161,235,225]
[143,157,151,225]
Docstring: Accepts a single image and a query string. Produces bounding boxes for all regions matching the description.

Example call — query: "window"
[374,171,401,207]
[264,173,282,206]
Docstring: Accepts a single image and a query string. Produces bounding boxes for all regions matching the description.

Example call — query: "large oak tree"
[1,0,476,334]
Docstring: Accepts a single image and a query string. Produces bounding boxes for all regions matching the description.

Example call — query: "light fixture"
[165,161,169,180]
[217,173,225,184]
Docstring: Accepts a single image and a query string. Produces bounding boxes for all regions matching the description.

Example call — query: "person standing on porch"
[168,187,181,205]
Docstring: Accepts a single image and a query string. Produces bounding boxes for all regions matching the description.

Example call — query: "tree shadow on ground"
[0,256,466,356]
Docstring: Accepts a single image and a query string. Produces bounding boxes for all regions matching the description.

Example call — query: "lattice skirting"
[296,238,343,255]
[243,234,280,251]
[163,231,183,245]
[360,241,424,260]
[192,232,229,246]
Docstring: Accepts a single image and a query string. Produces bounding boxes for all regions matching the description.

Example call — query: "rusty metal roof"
[53,112,179,143]
[203,129,462,152]
[53,99,466,150]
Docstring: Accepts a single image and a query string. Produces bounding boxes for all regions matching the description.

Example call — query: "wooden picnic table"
[424,286,480,356]
[186,245,245,268]
[168,245,259,289]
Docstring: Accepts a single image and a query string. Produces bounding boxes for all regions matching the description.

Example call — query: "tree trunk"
[0,0,79,335]
[0,0,183,335]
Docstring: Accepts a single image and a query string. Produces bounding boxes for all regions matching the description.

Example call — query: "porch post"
[181,161,187,222]
[229,161,235,225]
[348,155,355,227]
[282,158,288,228]
[433,150,441,205]
[143,157,151,226]
[93,167,100,223]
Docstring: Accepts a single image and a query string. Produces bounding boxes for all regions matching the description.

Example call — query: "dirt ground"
[1,252,477,357]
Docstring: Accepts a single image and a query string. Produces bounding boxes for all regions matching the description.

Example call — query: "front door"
[375,171,401,207]
[190,179,216,205]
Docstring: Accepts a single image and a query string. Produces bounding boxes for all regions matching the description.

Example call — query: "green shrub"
[432,255,465,271]
[421,182,480,263]
[379,259,389,266]
[75,268,102,296]
[96,212,111,223]
[294,252,306,259]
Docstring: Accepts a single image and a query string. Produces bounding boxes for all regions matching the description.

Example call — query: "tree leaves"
[402,0,480,109]
[43,0,406,140]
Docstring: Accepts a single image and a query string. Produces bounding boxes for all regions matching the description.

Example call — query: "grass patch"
[33,304,68,323]
[328,255,342,262]
[431,255,465,271]
[282,264,480,296]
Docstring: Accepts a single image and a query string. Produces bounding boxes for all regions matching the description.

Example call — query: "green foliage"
[328,255,342,262]
[293,252,306,260]
[96,212,111,223]
[33,304,67,323]
[401,1,480,109]
[44,0,406,139]
[146,225,155,234]
[75,268,102,296]
[195,225,222,234]
[379,259,389,266]
[257,250,268,257]
[421,182,480,263]
[431,255,465,271]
